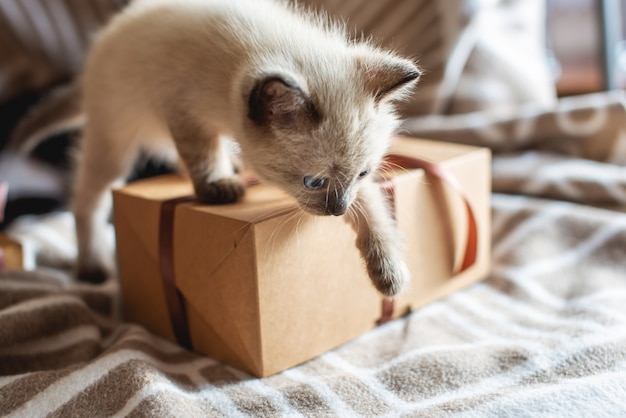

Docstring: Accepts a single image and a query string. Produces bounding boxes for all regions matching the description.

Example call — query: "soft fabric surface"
[2,91,626,416]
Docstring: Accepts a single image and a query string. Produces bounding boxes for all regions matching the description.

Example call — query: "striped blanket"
[2,91,626,416]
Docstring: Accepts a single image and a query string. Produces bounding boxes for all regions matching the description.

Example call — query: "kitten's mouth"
[299,200,350,217]
[327,205,348,216]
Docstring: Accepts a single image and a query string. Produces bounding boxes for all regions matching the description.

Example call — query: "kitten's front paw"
[196,178,245,204]
[365,245,410,297]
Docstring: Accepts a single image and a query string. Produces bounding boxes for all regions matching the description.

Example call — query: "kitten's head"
[240,49,420,216]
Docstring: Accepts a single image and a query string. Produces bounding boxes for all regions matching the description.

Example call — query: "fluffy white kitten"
[74,0,420,296]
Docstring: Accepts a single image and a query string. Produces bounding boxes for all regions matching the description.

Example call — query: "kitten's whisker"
[265,207,302,258]
[346,205,360,232]
[379,161,412,177]
[335,176,345,193]
[230,205,297,237]
[353,199,370,227]
[285,210,303,247]
[380,163,430,186]
[295,210,307,244]
[324,186,330,214]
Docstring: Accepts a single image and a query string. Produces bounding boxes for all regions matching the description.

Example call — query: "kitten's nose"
[328,199,348,216]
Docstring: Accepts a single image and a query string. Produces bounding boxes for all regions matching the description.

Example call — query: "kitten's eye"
[358,169,370,179]
[303,176,327,190]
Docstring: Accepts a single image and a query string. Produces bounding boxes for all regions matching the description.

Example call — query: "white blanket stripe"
[9,349,226,418]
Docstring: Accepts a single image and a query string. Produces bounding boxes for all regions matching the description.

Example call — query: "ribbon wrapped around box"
[113,137,491,377]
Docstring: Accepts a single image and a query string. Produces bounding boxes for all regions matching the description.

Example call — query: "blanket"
[1,91,626,417]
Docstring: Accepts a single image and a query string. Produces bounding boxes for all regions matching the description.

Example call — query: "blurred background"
[548,0,626,95]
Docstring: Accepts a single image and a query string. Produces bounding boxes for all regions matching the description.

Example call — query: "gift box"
[0,234,23,271]
[0,182,23,271]
[113,137,491,377]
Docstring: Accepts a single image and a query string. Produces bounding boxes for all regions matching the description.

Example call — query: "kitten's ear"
[248,76,319,128]
[358,54,421,102]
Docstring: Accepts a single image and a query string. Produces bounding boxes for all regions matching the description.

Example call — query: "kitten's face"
[248,105,395,216]
[241,54,420,216]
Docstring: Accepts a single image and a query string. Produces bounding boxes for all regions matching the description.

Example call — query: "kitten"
[74,0,421,296]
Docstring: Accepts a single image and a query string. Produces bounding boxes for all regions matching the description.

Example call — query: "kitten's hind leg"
[72,129,137,283]
[347,181,410,297]
[169,118,243,204]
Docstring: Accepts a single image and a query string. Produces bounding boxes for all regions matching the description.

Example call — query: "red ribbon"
[382,154,478,273]
[376,298,395,325]
[159,196,195,350]
[375,154,479,325]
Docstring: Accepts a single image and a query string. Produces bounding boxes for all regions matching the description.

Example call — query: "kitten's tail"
[7,80,83,155]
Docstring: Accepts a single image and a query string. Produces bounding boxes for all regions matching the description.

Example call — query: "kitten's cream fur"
[74,0,420,296]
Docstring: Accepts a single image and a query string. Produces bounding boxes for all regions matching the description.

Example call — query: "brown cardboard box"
[0,182,23,270]
[0,234,23,270]
[113,137,491,377]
